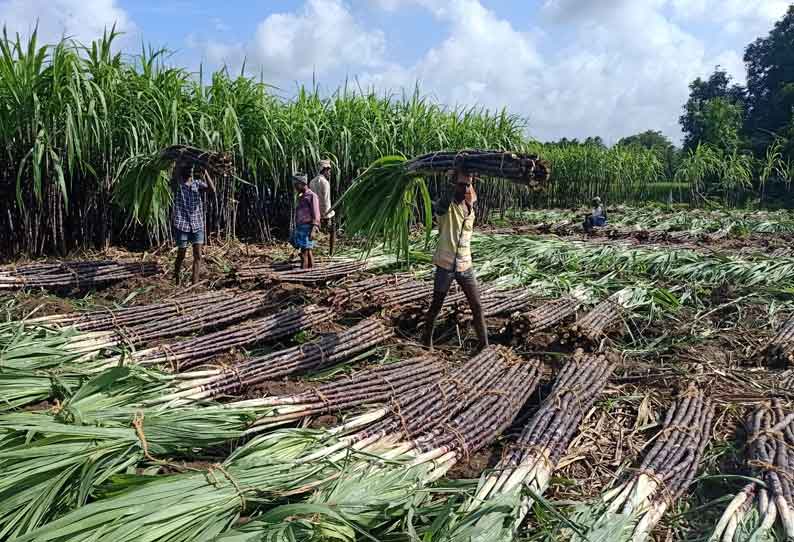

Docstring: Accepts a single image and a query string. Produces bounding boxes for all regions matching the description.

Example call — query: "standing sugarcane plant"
[709,399,794,542]
[428,349,615,542]
[565,385,714,542]
[338,150,551,259]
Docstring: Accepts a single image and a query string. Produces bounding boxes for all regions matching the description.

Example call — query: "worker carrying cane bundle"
[422,167,488,351]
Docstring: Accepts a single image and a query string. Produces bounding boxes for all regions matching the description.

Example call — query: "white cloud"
[199,0,386,81]
[361,0,776,144]
[670,0,790,33]
[362,0,542,106]
[0,0,133,45]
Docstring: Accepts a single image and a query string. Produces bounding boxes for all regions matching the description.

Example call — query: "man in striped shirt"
[172,163,215,285]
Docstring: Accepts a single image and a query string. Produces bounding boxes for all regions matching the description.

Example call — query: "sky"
[0,0,791,144]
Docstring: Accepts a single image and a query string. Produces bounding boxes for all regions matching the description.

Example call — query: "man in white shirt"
[310,159,336,255]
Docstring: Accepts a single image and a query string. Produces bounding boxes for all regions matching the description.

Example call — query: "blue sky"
[1,0,791,143]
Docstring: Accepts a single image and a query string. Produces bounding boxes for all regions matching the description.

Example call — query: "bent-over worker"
[290,173,321,269]
[310,158,336,255]
[583,196,607,233]
[173,163,215,285]
[422,168,489,351]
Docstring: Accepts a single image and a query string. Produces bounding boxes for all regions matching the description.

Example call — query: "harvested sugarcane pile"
[508,295,582,342]
[159,144,234,176]
[218,348,544,541]
[245,355,447,431]
[327,273,432,312]
[0,260,160,291]
[765,312,794,368]
[568,385,714,542]
[433,350,614,541]
[0,354,457,539]
[234,259,368,284]
[710,400,794,541]
[329,275,533,337]
[27,291,273,356]
[566,289,632,345]
[91,304,333,372]
[24,291,232,331]
[19,347,542,542]
[151,317,394,403]
[451,287,535,321]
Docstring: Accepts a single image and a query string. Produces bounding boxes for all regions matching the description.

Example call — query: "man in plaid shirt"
[172,162,215,285]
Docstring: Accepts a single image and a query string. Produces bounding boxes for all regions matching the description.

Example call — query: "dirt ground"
[4,238,793,542]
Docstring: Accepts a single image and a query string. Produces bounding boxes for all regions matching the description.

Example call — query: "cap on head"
[293,173,308,185]
[592,196,602,204]
[318,159,332,172]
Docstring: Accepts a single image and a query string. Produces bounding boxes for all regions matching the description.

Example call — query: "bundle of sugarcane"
[765,313,794,368]
[0,260,160,291]
[0,402,258,538]
[114,143,235,228]
[19,347,541,542]
[234,260,369,284]
[709,400,794,542]
[24,291,233,331]
[461,289,535,321]
[0,357,447,538]
[404,150,551,188]
[244,356,447,431]
[149,317,394,403]
[159,144,234,176]
[35,291,273,357]
[90,304,333,372]
[567,289,633,344]
[509,296,582,340]
[327,274,431,312]
[438,350,615,542]
[566,385,713,542]
[338,151,550,259]
[216,351,543,542]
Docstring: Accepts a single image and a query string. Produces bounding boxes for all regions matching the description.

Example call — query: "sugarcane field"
[3,4,794,542]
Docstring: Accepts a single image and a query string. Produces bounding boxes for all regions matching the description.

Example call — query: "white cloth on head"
[310,173,335,219]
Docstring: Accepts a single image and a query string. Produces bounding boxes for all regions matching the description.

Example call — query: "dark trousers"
[423,266,488,348]
[321,218,336,256]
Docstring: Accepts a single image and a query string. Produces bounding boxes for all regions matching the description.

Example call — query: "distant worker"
[422,167,488,351]
[290,173,321,269]
[310,158,336,255]
[583,196,607,233]
[172,163,215,285]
